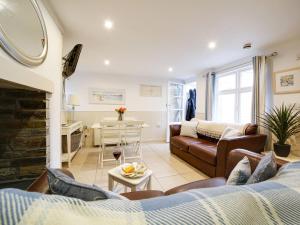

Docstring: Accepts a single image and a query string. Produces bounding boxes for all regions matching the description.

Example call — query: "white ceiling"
[46,0,300,80]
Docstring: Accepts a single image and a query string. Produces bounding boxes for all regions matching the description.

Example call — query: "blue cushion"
[227,156,251,185]
[246,152,277,184]
[47,168,125,201]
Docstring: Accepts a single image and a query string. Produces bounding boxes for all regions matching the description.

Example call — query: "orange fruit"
[123,165,135,173]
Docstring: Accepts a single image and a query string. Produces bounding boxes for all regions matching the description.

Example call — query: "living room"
[1,0,300,224]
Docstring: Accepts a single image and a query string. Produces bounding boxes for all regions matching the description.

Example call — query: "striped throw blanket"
[1,162,300,225]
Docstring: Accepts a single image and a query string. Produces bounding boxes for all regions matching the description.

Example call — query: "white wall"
[0,2,63,168]
[268,39,300,154]
[65,73,168,142]
[66,73,167,112]
[268,39,300,106]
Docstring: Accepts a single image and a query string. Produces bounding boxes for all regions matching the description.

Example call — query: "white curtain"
[251,56,273,149]
[205,72,215,121]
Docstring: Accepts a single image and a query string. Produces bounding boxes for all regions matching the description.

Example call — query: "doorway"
[166,81,197,142]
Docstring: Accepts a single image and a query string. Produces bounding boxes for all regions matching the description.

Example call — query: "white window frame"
[213,64,253,123]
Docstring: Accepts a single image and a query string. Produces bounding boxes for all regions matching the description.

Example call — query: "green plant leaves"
[258,103,300,145]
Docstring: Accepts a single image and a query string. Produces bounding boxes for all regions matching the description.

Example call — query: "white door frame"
[166,81,184,142]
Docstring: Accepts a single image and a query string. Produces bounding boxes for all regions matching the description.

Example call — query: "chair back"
[100,121,122,145]
[122,120,143,142]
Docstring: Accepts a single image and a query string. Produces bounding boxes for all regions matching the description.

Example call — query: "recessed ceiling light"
[208,41,216,49]
[168,67,173,72]
[104,19,113,30]
[104,60,110,66]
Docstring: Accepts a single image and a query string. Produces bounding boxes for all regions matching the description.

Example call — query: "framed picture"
[88,88,126,105]
[140,84,162,97]
[273,67,300,94]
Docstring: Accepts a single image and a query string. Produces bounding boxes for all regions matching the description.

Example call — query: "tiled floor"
[64,142,208,193]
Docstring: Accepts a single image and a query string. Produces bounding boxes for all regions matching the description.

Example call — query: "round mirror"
[0,0,48,66]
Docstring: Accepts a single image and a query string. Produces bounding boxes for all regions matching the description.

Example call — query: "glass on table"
[113,148,122,166]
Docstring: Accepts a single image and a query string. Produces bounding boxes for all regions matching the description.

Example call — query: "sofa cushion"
[220,127,242,139]
[194,119,251,139]
[180,121,198,138]
[226,156,251,185]
[189,141,217,165]
[47,168,126,201]
[171,136,201,152]
[246,152,277,184]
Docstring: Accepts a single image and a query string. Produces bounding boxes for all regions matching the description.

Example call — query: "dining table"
[91,118,150,129]
[91,118,149,146]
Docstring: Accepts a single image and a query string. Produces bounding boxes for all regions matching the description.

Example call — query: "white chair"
[97,121,122,169]
[121,121,143,163]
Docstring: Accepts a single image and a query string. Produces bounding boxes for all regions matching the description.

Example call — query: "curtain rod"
[214,60,252,74]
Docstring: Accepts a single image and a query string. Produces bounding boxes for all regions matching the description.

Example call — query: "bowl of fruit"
[120,162,147,178]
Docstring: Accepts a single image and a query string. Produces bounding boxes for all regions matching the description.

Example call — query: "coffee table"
[108,165,152,192]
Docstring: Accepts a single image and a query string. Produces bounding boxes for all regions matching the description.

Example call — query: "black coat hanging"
[186,89,196,121]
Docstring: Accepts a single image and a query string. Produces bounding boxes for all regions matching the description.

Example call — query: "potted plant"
[115,106,127,121]
[259,103,300,157]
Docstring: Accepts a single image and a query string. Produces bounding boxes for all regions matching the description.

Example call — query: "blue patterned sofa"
[1,150,298,225]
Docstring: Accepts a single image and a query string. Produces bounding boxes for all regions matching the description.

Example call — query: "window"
[213,65,253,123]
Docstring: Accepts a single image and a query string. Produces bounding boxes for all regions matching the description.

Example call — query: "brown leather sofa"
[169,124,267,177]
[27,149,286,200]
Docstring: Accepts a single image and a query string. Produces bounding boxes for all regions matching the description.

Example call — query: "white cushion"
[180,121,198,138]
[220,127,243,140]
[193,119,249,139]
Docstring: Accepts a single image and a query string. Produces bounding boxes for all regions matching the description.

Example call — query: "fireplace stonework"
[0,88,49,189]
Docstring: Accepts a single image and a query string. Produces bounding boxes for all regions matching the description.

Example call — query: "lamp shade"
[68,94,80,106]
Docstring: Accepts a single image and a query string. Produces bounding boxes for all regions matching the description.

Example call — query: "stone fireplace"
[0,79,50,190]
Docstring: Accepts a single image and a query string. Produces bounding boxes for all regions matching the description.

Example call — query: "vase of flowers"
[115,107,127,121]
[259,103,300,157]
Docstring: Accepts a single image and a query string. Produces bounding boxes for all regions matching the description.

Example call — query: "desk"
[61,121,83,166]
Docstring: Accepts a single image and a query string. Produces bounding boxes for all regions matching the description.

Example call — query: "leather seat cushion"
[189,142,217,165]
[171,136,201,152]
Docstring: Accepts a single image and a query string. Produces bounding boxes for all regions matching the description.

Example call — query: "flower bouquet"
[115,106,127,121]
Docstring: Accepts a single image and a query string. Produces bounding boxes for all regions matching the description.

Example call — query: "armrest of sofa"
[216,134,267,177]
[120,190,165,200]
[165,177,226,195]
[224,149,287,178]
[27,169,75,194]
[121,178,227,199]
[225,149,263,178]
[170,124,181,138]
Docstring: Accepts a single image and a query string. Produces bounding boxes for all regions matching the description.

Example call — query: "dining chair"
[121,121,143,163]
[97,121,122,169]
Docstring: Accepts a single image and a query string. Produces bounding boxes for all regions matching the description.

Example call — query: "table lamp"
[68,94,80,122]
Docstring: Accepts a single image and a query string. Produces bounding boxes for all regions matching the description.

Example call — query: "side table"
[108,165,152,192]
[61,121,83,167]
[262,151,300,163]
